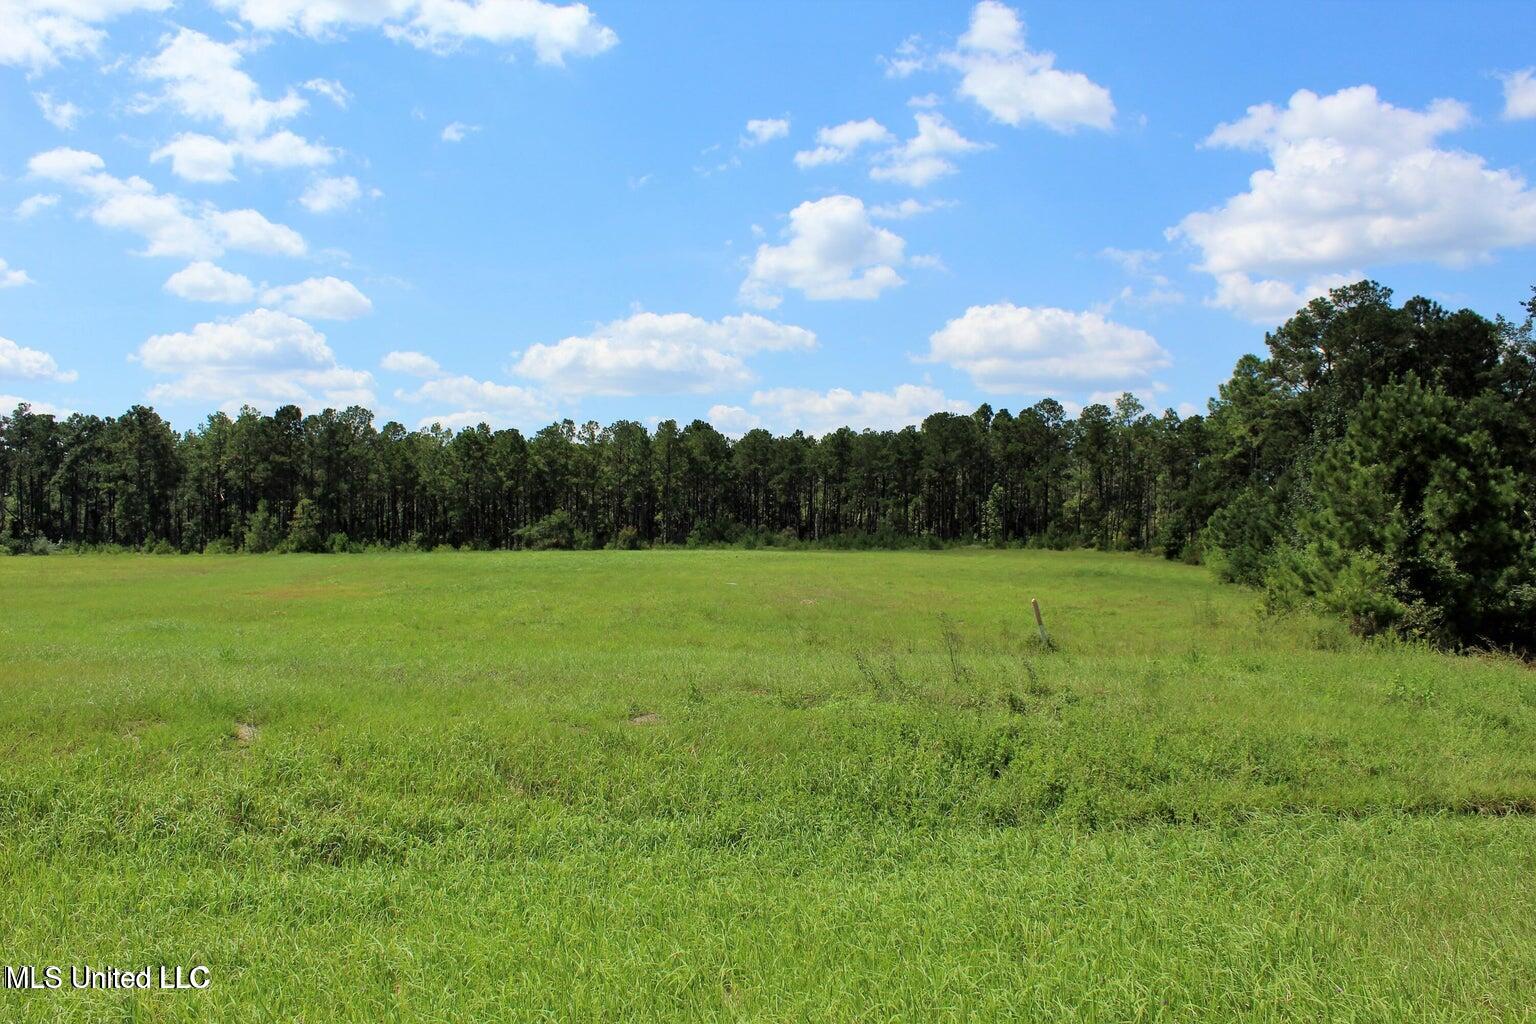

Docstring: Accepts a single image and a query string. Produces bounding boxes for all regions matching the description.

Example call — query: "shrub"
[516,511,576,550]
[203,537,237,555]
[286,498,325,554]
[243,501,282,554]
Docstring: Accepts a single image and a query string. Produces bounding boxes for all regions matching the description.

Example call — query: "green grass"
[2,549,1533,1022]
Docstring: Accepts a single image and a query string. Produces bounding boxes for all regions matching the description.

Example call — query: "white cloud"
[740,195,906,308]
[0,395,73,418]
[1098,247,1185,309]
[0,258,34,289]
[870,197,955,220]
[940,1,1114,132]
[794,119,891,168]
[1502,69,1536,121]
[514,311,816,395]
[1170,85,1536,321]
[925,303,1170,392]
[215,0,618,65]
[151,134,238,183]
[150,132,335,184]
[138,308,373,409]
[300,175,364,213]
[137,28,306,137]
[397,374,553,429]
[1207,271,1357,325]
[441,121,480,142]
[164,261,257,303]
[34,91,81,130]
[742,117,790,147]
[744,384,971,434]
[239,130,336,169]
[15,194,59,219]
[1,335,76,382]
[205,208,307,256]
[381,350,443,377]
[870,113,984,187]
[880,35,929,79]
[260,277,373,320]
[705,403,760,436]
[0,0,169,70]
[30,147,308,259]
[302,77,350,108]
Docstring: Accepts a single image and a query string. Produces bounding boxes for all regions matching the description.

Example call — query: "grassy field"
[1,549,1534,1022]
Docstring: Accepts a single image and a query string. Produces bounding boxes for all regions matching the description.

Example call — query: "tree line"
[4,281,1534,650]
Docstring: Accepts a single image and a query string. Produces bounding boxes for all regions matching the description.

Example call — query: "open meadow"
[2,549,1534,1022]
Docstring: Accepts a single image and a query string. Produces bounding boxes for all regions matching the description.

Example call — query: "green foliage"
[286,498,326,554]
[242,500,282,554]
[516,510,575,550]
[1269,374,1536,648]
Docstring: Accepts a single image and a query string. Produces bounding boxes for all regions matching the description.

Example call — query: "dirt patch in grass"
[629,713,662,725]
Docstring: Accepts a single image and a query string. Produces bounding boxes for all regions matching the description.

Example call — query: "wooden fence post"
[1031,598,1050,647]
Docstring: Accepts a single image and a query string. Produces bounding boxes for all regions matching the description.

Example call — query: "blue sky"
[3,0,1535,433]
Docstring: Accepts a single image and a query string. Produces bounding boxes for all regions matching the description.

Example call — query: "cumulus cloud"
[164,261,257,303]
[397,375,554,430]
[441,121,480,142]
[300,175,364,213]
[740,195,906,308]
[925,303,1170,393]
[151,131,335,183]
[513,311,815,396]
[30,147,307,259]
[1170,85,1536,321]
[1206,271,1357,326]
[870,113,984,187]
[1502,68,1536,121]
[137,308,373,410]
[34,91,81,131]
[0,395,73,418]
[1,335,77,382]
[15,194,59,219]
[1,0,169,70]
[260,277,373,320]
[870,197,955,220]
[741,117,790,147]
[740,383,971,434]
[214,0,618,65]
[1,258,34,289]
[381,350,443,377]
[794,119,891,168]
[137,28,306,136]
[705,403,761,436]
[887,1,1113,132]
[134,29,337,184]
[1098,247,1185,309]
[302,77,351,108]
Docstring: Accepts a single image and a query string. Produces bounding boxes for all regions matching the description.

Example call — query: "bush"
[612,525,643,550]
[516,511,576,550]
[244,501,282,554]
[203,537,237,555]
[286,498,325,553]
[148,538,176,555]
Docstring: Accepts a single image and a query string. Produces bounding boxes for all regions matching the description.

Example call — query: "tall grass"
[1,550,1533,1021]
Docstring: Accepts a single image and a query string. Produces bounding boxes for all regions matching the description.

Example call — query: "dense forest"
[5,282,1535,650]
